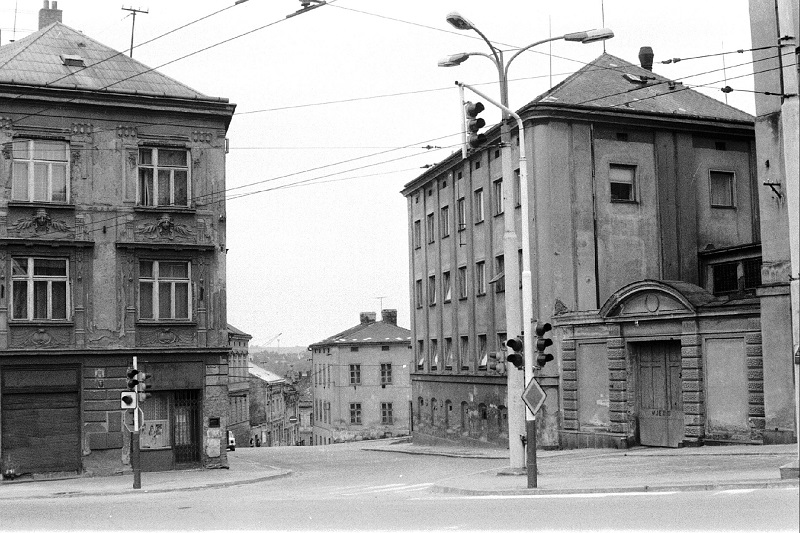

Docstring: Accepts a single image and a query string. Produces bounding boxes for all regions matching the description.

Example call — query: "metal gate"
[637,341,683,447]
[173,390,200,464]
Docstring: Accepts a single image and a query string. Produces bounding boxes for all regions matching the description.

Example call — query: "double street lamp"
[439,12,613,483]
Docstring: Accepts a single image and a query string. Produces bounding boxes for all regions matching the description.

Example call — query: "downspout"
[589,123,601,309]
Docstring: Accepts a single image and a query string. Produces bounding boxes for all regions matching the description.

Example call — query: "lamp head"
[445,11,475,31]
[438,53,470,67]
[563,28,614,44]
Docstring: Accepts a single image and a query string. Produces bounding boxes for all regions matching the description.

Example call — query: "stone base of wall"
[412,431,506,450]
[559,431,632,449]
[762,429,797,445]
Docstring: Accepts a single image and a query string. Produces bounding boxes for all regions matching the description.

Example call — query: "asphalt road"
[2,443,798,531]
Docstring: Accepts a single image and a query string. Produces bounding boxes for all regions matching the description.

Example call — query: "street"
[1,443,797,531]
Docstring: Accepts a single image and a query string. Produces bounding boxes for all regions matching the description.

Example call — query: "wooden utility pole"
[122,6,149,58]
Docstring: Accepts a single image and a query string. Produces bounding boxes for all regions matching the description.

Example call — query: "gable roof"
[249,363,285,384]
[0,22,223,102]
[227,324,252,339]
[309,320,411,348]
[528,53,753,123]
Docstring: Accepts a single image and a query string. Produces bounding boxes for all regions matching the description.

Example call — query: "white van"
[227,431,236,451]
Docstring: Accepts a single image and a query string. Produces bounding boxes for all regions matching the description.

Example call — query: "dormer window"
[60,54,85,67]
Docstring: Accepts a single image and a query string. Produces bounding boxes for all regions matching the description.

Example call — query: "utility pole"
[121,6,148,58]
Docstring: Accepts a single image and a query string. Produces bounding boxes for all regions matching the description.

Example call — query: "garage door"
[2,366,80,475]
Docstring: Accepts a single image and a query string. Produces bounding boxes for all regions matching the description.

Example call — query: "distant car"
[227,431,236,451]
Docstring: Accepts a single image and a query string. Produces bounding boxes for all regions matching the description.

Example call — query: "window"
[609,164,635,202]
[138,147,190,207]
[413,220,422,249]
[11,257,70,320]
[140,393,170,449]
[494,255,505,293]
[474,189,484,223]
[350,346,359,352]
[457,266,468,299]
[428,275,437,306]
[426,213,435,243]
[381,402,393,425]
[349,403,362,425]
[380,363,392,385]
[712,258,761,294]
[459,336,470,370]
[496,332,507,353]
[139,260,191,320]
[476,261,486,296]
[493,178,504,215]
[477,334,488,369]
[440,206,450,238]
[415,279,423,308]
[456,197,466,231]
[11,139,69,203]
[349,364,361,385]
[417,340,425,370]
[430,339,439,370]
[444,338,453,369]
[443,271,452,302]
[710,170,735,207]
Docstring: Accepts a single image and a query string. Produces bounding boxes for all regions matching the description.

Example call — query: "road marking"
[454,491,679,500]
[714,489,756,496]
[339,483,433,496]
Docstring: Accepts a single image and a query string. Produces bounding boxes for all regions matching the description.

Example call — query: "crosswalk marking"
[338,483,434,496]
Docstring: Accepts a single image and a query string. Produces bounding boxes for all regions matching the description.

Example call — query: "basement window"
[60,54,85,67]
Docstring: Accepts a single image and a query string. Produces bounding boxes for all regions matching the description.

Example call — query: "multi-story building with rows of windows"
[402,50,796,450]
[309,310,411,445]
[0,4,235,477]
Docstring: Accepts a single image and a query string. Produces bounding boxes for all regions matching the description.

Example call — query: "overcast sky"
[1,1,757,347]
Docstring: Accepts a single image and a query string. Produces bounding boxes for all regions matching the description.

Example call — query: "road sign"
[522,377,546,415]
[288,416,298,423]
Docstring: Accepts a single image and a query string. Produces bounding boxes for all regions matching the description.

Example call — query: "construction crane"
[264,332,282,348]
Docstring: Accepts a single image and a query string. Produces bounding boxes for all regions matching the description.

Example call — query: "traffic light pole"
[131,356,141,490]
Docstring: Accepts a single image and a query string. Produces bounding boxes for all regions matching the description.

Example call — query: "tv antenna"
[121,6,149,58]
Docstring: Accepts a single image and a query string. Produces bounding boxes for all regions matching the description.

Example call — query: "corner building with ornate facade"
[0,4,235,477]
[402,52,796,449]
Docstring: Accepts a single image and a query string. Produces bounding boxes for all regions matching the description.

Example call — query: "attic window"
[61,54,85,67]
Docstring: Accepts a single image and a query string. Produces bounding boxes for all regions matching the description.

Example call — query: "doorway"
[636,341,683,447]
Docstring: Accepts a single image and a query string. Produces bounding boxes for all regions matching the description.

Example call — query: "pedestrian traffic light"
[136,372,152,404]
[535,321,554,368]
[506,337,524,370]
[486,352,505,374]
[464,101,487,149]
[120,391,137,409]
[126,368,140,391]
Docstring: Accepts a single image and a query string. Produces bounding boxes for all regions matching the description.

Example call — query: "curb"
[430,478,800,496]
[0,469,293,500]
[362,447,507,459]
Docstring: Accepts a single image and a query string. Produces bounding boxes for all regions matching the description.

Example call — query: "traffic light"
[126,368,140,391]
[486,352,505,374]
[535,321,554,368]
[464,101,487,149]
[120,391,137,409]
[506,337,524,370]
[136,372,152,404]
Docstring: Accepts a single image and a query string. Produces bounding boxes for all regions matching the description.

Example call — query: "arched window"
[431,397,437,427]
[479,403,488,420]
[444,400,452,427]
[497,405,507,433]
[460,401,469,431]
[417,397,423,423]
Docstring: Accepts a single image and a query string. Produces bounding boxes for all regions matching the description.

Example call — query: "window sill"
[710,205,736,210]
[474,220,484,225]
[476,292,486,297]
[136,320,197,326]
[8,320,74,327]
[7,201,75,210]
[610,199,638,204]
[134,206,196,214]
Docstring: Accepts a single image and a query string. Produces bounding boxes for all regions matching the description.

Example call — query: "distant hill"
[250,348,311,377]
[249,345,308,355]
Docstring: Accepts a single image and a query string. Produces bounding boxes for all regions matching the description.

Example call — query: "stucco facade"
[0,6,235,478]
[227,325,252,447]
[402,51,794,449]
[310,311,412,445]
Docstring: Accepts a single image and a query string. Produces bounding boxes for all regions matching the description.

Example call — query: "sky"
[0,0,758,347]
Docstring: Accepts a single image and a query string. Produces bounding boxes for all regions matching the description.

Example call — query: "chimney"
[381,309,397,325]
[39,1,62,29]
[638,46,654,71]
[359,312,376,324]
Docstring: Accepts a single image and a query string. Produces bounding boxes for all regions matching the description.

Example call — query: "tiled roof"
[227,324,252,338]
[248,363,285,384]
[529,53,753,123]
[0,22,220,101]
[309,320,411,348]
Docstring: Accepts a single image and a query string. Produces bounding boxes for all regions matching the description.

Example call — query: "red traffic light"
[535,322,552,337]
[506,352,523,370]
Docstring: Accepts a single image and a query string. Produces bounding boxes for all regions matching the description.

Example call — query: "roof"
[309,320,411,348]
[227,324,252,339]
[248,363,285,384]
[528,53,753,123]
[0,22,224,102]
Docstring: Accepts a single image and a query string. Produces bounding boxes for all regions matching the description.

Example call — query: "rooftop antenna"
[12,0,19,43]
[121,6,149,58]
[548,15,553,89]
[375,296,387,312]
[601,0,607,53]
[721,41,729,104]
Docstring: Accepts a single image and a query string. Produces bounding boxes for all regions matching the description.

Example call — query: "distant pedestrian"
[250,437,254,447]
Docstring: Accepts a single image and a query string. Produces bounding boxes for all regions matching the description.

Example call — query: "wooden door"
[637,342,683,447]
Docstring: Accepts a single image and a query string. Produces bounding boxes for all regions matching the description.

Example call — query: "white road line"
[714,489,756,496]
[456,491,679,499]
[339,483,434,496]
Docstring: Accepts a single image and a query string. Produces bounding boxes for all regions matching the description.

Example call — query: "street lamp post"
[439,12,612,480]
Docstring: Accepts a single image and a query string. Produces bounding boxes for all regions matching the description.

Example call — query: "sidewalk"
[362,441,800,495]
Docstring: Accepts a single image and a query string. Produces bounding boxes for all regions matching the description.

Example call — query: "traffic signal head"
[126,368,139,391]
[534,321,554,368]
[464,101,487,149]
[136,372,152,403]
[535,321,552,337]
[536,352,554,368]
[505,337,524,370]
[120,391,137,409]
[487,352,505,374]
